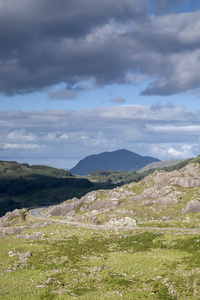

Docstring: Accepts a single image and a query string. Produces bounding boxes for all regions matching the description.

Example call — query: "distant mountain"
[70,149,160,175]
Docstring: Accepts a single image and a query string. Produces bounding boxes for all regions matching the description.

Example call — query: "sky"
[0,0,200,169]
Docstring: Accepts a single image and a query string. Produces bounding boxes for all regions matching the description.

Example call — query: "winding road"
[29,207,49,219]
[28,207,200,234]
[29,207,113,230]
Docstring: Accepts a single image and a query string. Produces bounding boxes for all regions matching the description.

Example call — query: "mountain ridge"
[137,158,190,173]
[70,149,160,175]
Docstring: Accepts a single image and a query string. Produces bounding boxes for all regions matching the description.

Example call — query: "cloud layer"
[0,104,199,168]
[0,0,200,97]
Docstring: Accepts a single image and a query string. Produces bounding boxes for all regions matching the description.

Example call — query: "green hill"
[0,161,113,217]
[0,155,199,217]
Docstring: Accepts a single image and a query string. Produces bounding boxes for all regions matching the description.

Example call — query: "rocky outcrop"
[48,190,121,218]
[14,233,44,239]
[0,227,22,236]
[140,163,200,205]
[182,200,200,214]
[44,162,200,225]
[105,217,137,227]
[3,161,200,228]
[48,197,83,217]
[0,209,24,226]
[6,250,32,272]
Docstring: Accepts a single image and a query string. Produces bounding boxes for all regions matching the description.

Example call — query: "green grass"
[1,222,200,299]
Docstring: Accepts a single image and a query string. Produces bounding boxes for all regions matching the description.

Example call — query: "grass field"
[1,217,200,299]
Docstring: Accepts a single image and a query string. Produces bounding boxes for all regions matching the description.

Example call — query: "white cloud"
[146,125,200,133]
[2,143,42,150]
[0,104,199,167]
[7,129,38,142]
[151,144,195,159]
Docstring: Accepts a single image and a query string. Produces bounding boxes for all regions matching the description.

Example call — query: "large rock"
[105,217,137,227]
[182,200,200,214]
[46,161,200,225]
[0,227,22,236]
[48,198,84,217]
[0,209,23,226]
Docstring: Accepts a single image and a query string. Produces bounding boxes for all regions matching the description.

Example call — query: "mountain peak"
[70,149,160,175]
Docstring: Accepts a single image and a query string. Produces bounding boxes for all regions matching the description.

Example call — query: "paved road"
[29,207,117,230]
[29,207,200,233]
[29,207,50,219]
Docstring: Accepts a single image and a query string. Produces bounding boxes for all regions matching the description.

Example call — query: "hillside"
[0,161,114,217]
[85,158,192,184]
[70,149,160,175]
[137,158,190,173]
[86,169,144,184]
[0,156,198,217]
[1,159,200,299]
[2,213,200,299]
[46,160,200,228]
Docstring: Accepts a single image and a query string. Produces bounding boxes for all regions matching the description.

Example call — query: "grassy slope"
[45,162,200,230]
[1,158,200,299]
[1,214,200,299]
[1,156,199,217]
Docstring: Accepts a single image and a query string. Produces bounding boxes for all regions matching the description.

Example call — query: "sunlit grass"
[1,223,200,299]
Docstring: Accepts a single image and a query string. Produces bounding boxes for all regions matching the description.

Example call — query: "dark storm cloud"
[0,0,200,96]
[0,0,146,94]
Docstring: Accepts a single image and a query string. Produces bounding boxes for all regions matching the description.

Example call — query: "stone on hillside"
[46,278,57,284]
[0,227,22,236]
[65,209,76,216]
[49,206,61,216]
[162,216,171,221]
[87,199,119,212]
[142,200,153,206]
[71,215,84,222]
[134,195,143,202]
[173,177,200,188]
[81,191,100,204]
[182,200,200,214]
[36,285,46,288]
[18,251,32,260]
[61,198,83,214]
[48,198,83,217]
[109,190,122,200]
[105,217,137,227]
[0,209,25,227]
[8,250,18,257]
[14,233,44,240]
[60,202,76,213]
[158,174,170,187]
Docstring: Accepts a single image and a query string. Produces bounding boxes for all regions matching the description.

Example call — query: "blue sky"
[1,81,200,111]
[0,0,200,169]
